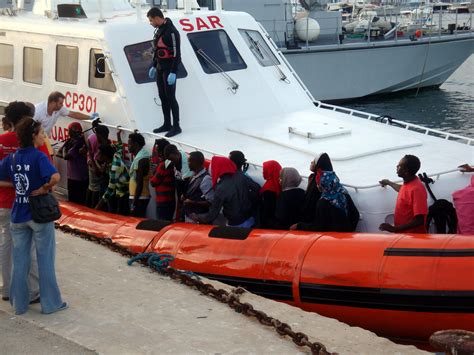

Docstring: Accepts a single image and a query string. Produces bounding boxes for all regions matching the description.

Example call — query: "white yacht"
[0,0,472,233]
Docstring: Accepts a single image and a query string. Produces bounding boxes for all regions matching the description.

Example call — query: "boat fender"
[136,219,172,232]
[208,226,252,240]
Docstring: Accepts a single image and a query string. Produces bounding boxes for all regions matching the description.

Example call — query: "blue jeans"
[1,208,40,300]
[10,220,63,315]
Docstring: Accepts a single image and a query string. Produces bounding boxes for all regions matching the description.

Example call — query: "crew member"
[147,7,182,138]
[33,91,96,136]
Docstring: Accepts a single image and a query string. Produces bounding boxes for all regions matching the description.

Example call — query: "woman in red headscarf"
[259,160,282,228]
[58,122,88,205]
[191,156,257,227]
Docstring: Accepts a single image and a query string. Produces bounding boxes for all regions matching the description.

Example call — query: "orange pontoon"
[58,202,474,342]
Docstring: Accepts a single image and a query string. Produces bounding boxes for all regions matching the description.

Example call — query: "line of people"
[56,121,363,232]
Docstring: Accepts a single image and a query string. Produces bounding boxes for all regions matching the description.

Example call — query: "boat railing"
[262,4,473,49]
[0,101,468,193]
[56,121,471,193]
[314,100,474,146]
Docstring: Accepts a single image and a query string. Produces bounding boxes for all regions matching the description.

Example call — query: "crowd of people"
[64,129,362,232]
[0,94,473,316]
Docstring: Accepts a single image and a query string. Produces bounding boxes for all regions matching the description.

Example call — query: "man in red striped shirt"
[150,139,176,221]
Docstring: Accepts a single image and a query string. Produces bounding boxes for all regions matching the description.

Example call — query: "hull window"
[0,44,13,79]
[124,41,188,84]
[188,30,247,74]
[23,47,43,85]
[239,29,280,67]
[89,49,117,92]
[56,45,79,85]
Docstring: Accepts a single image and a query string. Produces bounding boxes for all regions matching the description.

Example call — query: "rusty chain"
[55,223,334,355]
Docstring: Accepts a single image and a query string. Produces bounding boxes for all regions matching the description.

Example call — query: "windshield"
[188,30,247,74]
[239,29,280,67]
[124,41,187,84]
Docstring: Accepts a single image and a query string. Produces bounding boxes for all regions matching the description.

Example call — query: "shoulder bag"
[13,153,62,223]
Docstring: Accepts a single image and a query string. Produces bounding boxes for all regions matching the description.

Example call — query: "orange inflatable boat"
[58,202,474,343]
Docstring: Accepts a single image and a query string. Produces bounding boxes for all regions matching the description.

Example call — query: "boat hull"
[283,35,474,101]
[58,202,474,342]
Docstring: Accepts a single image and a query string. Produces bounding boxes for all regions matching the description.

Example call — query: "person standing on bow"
[147,7,182,138]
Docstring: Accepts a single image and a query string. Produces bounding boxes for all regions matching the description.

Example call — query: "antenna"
[134,0,142,21]
[97,0,106,22]
[215,0,223,12]
[184,0,192,14]
[16,0,25,11]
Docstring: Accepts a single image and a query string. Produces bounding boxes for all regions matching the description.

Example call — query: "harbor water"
[345,54,474,138]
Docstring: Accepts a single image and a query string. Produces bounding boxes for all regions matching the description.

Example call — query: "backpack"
[418,173,458,234]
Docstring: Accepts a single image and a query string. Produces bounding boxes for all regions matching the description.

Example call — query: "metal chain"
[55,224,334,355]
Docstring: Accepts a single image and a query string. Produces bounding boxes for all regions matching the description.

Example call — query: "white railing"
[314,100,474,146]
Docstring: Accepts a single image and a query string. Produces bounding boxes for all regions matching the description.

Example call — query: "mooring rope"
[55,223,333,355]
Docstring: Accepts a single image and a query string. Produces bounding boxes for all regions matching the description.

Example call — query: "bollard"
[429,329,474,355]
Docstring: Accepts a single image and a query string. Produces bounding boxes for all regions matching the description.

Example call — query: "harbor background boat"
[346,54,474,137]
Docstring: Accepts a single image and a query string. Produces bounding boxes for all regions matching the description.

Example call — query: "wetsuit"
[152,18,181,129]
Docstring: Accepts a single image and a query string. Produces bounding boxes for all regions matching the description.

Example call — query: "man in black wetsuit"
[147,7,182,138]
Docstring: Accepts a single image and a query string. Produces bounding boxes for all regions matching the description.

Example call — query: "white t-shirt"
[33,101,70,135]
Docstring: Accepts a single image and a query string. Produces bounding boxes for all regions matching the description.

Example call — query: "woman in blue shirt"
[0,118,67,315]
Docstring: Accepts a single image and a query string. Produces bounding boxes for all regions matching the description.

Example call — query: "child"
[58,122,89,205]
[1,117,13,132]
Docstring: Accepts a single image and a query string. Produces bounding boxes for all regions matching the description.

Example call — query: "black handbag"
[13,153,62,223]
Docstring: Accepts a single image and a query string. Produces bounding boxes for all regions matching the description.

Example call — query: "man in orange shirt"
[379,155,428,233]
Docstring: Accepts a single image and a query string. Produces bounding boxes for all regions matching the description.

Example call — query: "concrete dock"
[0,230,427,354]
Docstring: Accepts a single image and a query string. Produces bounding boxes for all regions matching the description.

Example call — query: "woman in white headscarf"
[274,167,305,230]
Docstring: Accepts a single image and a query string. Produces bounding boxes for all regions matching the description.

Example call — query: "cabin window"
[188,30,247,74]
[123,41,187,84]
[238,30,280,67]
[23,47,43,85]
[89,49,116,92]
[0,44,14,79]
[56,45,79,84]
